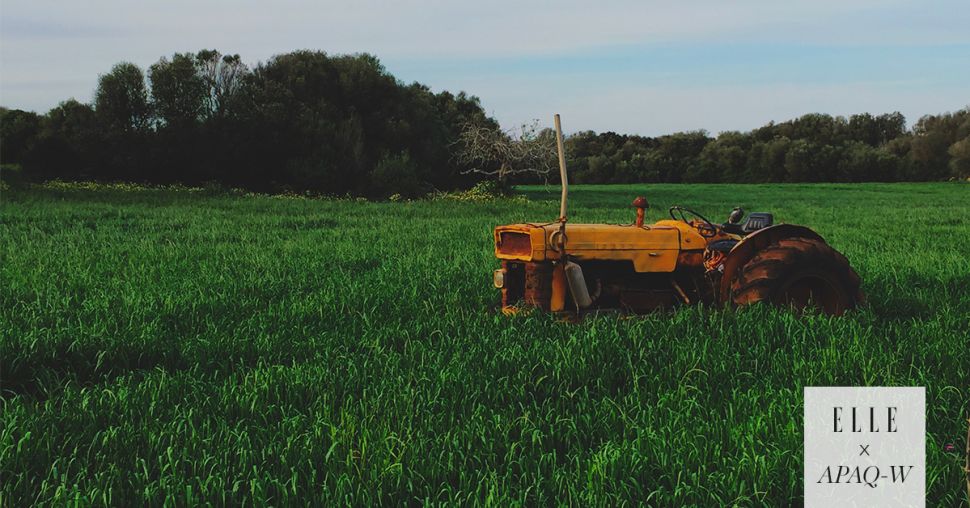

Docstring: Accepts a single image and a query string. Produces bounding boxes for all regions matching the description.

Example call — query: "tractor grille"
[500,261,551,311]
[497,232,532,256]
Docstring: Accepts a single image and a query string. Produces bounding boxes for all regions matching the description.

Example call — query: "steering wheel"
[669,206,718,238]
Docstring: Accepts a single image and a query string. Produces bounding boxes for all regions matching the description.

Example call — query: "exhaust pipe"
[554,115,593,309]
[554,114,568,221]
[564,260,592,308]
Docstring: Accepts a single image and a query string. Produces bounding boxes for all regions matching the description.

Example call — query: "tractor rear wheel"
[731,237,863,315]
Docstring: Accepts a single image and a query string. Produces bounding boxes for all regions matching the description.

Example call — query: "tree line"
[1,49,968,197]
[558,110,970,184]
[1,50,495,197]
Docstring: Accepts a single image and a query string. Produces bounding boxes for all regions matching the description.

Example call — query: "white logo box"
[804,386,925,507]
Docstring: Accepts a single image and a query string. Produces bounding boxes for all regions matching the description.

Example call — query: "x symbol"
[859,444,871,456]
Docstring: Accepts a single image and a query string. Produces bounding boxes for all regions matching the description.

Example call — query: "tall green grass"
[1,182,968,505]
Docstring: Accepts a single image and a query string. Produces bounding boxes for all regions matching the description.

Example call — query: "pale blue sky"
[1,0,968,135]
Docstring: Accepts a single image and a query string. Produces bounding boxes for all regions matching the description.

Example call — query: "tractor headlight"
[493,268,506,288]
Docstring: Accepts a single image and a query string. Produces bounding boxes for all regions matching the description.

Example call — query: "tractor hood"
[493,221,704,272]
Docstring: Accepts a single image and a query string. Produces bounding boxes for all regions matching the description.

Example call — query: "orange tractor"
[492,115,863,316]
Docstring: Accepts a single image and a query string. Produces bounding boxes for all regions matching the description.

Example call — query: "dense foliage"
[561,110,970,184]
[1,49,968,194]
[1,183,967,505]
[0,50,494,197]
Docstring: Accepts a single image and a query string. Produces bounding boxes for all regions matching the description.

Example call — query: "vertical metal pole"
[554,114,568,221]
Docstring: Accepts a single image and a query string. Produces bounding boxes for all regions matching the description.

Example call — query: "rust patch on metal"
[498,232,532,256]
[632,196,649,227]
[501,261,525,309]
[523,262,553,310]
[677,250,705,268]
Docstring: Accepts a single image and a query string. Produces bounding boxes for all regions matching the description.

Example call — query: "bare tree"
[195,50,249,117]
[454,119,559,187]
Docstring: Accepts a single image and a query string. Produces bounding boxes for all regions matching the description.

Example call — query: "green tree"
[95,62,151,133]
[690,131,748,182]
[0,109,41,165]
[948,136,970,179]
[847,112,904,146]
[227,50,492,195]
[838,142,900,182]
[149,53,208,128]
[761,137,792,182]
[785,140,841,182]
[27,100,98,179]
[654,131,710,182]
[909,109,970,180]
[93,62,152,180]
[370,151,422,197]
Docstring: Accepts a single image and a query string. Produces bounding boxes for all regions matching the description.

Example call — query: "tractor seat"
[722,212,774,235]
[742,213,773,233]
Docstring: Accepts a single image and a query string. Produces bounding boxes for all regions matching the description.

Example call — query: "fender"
[718,224,826,303]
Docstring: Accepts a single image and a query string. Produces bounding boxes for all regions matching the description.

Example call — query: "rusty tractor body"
[493,205,863,315]
[491,115,863,316]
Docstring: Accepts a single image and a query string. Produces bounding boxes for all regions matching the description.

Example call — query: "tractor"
[491,115,864,316]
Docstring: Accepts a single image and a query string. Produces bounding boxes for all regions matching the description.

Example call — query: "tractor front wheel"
[731,237,863,315]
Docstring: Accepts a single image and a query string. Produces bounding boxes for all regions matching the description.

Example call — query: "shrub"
[0,164,26,189]
[370,152,423,198]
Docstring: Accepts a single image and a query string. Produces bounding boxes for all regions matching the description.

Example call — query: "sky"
[1,0,968,136]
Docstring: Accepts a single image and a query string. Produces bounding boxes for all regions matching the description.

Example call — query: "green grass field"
[2,182,968,505]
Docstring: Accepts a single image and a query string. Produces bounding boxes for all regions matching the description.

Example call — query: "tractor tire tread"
[730,236,863,314]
